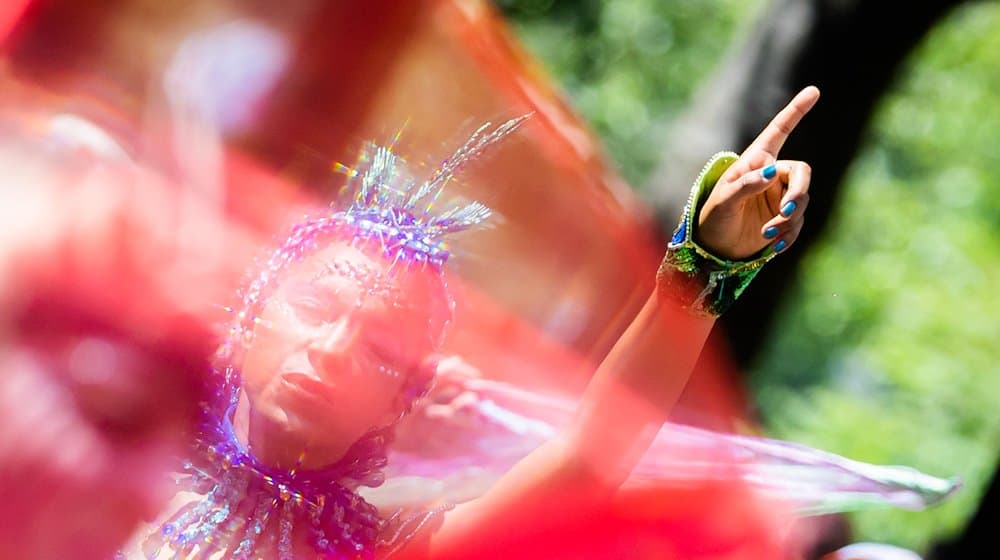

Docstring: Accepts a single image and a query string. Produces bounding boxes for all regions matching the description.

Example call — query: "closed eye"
[363,331,411,373]
[290,297,329,325]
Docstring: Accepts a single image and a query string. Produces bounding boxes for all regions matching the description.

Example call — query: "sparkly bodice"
[141,364,444,560]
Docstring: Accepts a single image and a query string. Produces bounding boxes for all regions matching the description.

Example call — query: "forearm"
[425,436,606,558]
[425,87,818,555]
[425,290,714,557]
[563,288,715,489]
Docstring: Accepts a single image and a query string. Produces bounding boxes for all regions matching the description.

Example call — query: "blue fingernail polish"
[764,226,779,239]
[761,164,777,180]
[781,200,797,217]
[775,239,787,252]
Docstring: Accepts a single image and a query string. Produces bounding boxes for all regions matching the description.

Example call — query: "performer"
[140,86,956,559]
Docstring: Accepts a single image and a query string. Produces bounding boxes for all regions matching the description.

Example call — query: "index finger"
[745,86,820,158]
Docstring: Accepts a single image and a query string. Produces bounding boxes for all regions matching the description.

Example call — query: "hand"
[696,86,820,260]
[421,356,482,421]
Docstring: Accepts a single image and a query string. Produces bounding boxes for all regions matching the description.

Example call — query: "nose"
[306,317,358,373]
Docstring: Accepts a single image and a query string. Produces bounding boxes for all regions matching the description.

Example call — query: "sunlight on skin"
[237,241,451,470]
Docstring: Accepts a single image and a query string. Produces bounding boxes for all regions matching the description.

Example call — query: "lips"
[279,372,339,405]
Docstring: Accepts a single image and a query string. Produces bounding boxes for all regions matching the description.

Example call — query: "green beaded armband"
[657,151,777,317]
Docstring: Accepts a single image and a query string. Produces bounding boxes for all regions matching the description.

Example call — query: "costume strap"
[657,151,777,317]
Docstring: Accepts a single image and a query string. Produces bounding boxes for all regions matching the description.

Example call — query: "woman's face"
[241,241,446,463]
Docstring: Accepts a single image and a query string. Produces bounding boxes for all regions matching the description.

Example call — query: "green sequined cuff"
[657,151,777,317]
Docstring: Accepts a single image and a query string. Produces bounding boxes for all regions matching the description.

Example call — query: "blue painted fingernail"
[764,226,779,239]
[774,239,787,252]
[761,164,777,180]
[781,200,797,217]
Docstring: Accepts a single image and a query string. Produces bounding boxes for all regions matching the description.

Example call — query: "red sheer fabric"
[1,1,779,556]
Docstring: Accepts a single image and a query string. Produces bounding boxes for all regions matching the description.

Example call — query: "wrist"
[657,152,776,317]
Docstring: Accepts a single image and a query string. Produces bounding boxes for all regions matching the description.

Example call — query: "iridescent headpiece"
[222,116,528,362]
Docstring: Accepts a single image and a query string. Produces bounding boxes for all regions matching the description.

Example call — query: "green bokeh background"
[501,0,1000,552]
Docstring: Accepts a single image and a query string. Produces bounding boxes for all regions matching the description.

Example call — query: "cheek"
[241,314,297,398]
[344,374,406,428]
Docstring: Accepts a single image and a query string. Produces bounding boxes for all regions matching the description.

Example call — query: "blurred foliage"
[497,0,763,184]
[502,0,1000,554]
[751,3,1000,551]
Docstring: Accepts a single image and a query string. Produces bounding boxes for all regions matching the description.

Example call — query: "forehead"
[273,241,448,326]
[271,241,450,353]
[276,243,401,303]
[296,254,402,306]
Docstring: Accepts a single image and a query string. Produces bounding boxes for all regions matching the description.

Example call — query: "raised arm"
[565,86,820,486]
[424,87,820,557]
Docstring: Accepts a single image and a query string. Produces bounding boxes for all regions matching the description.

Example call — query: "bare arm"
[423,87,820,557]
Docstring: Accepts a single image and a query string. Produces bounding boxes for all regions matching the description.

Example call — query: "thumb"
[723,158,779,202]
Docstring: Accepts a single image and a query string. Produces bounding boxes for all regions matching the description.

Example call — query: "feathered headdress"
[336,117,526,269]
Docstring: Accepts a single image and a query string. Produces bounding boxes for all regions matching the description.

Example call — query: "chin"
[281,405,369,448]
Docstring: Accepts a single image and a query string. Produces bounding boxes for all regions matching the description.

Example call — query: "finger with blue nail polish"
[724,162,781,199]
[777,161,811,220]
[780,200,797,217]
[764,226,779,240]
[773,220,804,254]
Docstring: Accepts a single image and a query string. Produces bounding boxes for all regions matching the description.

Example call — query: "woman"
[140,86,953,559]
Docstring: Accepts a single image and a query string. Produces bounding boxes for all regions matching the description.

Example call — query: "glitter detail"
[315,261,402,302]
[378,505,454,558]
[278,499,294,560]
